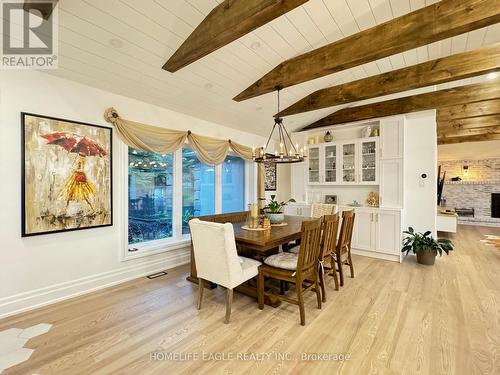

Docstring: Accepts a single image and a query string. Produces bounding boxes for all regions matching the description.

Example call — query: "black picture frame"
[264,163,277,191]
[21,112,113,237]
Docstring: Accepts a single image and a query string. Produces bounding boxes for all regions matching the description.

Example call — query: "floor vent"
[147,271,168,279]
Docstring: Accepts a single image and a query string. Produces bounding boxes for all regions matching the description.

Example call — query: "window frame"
[221,155,247,214]
[121,144,253,261]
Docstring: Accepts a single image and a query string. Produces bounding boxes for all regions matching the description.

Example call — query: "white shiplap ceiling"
[37,0,500,134]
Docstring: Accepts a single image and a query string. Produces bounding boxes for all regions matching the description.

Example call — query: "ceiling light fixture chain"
[252,87,306,164]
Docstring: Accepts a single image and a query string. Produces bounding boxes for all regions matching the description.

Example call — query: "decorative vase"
[416,250,437,265]
[265,212,285,224]
[361,126,372,138]
[324,131,333,142]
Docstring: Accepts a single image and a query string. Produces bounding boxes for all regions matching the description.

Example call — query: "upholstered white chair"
[189,219,262,324]
[310,203,338,218]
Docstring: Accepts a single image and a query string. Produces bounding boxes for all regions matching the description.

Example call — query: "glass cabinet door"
[308,146,320,183]
[324,144,337,183]
[342,143,356,183]
[360,140,377,183]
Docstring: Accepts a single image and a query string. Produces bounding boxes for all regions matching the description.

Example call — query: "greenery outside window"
[128,148,174,245]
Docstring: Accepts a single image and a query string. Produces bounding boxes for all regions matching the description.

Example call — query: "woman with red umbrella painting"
[41,132,107,210]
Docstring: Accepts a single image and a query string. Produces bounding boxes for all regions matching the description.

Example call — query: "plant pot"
[416,250,437,265]
[265,212,285,224]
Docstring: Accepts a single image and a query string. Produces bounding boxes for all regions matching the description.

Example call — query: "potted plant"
[401,227,453,265]
[262,195,296,224]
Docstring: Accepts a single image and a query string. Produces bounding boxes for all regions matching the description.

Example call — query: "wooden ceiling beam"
[438,132,500,145]
[163,0,308,72]
[302,82,500,130]
[437,99,500,121]
[438,127,500,137]
[234,0,500,101]
[277,44,500,117]
[438,115,500,135]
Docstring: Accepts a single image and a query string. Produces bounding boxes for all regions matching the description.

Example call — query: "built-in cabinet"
[343,206,402,262]
[379,118,404,208]
[284,202,311,217]
[308,138,379,185]
[286,203,402,261]
[290,115,408,263]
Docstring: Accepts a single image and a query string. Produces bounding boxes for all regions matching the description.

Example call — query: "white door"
[359,138,379,184]
[307,146,322,184]
[375,211,401,255]
[380,117,403,159]
[340,142,357,184]
[380,159,403,208]
[352,211,375,251]
[323,144,338,184]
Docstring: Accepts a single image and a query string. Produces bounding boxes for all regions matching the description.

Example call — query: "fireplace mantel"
[444,180,500,185]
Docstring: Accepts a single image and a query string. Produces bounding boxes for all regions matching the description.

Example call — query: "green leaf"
[401,245,412,253]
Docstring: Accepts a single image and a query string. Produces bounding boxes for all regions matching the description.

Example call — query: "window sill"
[122,238,191,262]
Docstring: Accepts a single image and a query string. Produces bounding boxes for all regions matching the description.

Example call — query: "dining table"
[186,215,313,307]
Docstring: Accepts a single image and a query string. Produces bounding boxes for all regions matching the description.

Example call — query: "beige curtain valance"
[104,107,256,165]
[104,107,266,205]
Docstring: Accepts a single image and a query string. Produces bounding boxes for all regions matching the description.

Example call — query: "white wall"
[0,70,269,318]
[403,111,437,235]
[264,164,292,203]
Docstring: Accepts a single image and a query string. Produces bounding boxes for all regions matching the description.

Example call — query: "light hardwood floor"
[1,225,499,375]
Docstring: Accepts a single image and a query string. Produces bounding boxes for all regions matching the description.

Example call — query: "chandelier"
[252,88,306,164]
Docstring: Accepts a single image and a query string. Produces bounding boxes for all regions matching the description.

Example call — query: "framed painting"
[21,113,113,237]
[264,163,277,191]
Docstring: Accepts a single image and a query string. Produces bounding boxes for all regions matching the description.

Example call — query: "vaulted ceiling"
[41,0,499,135]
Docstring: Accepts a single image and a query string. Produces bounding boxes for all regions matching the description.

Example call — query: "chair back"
[311,203,337,218]
[189,219,243,289]
[337,210,355,256]
[192,211,249,224]
[320,214,340,261]
[297,218,322,276]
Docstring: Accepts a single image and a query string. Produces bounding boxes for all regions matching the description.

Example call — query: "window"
[126,146,250,255]
[182,148,215,233]
[128,148,174,244]
[222,155,245,213]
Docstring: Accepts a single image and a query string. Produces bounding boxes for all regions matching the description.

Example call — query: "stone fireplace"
[439,158,500,227]
[493,193,500,219]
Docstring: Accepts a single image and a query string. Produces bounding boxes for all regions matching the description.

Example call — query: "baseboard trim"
[0,248,190,319]
[352,248,401,263]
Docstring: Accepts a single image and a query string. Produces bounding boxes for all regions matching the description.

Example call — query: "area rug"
[480,235,500,250]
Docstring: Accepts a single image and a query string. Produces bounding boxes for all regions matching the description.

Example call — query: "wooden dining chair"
[317,214,340,301]
[258,219,322,326]
[288,214,340,300]
[283,203,337,252]
[334,210,356,287]
[189,219,262,324]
